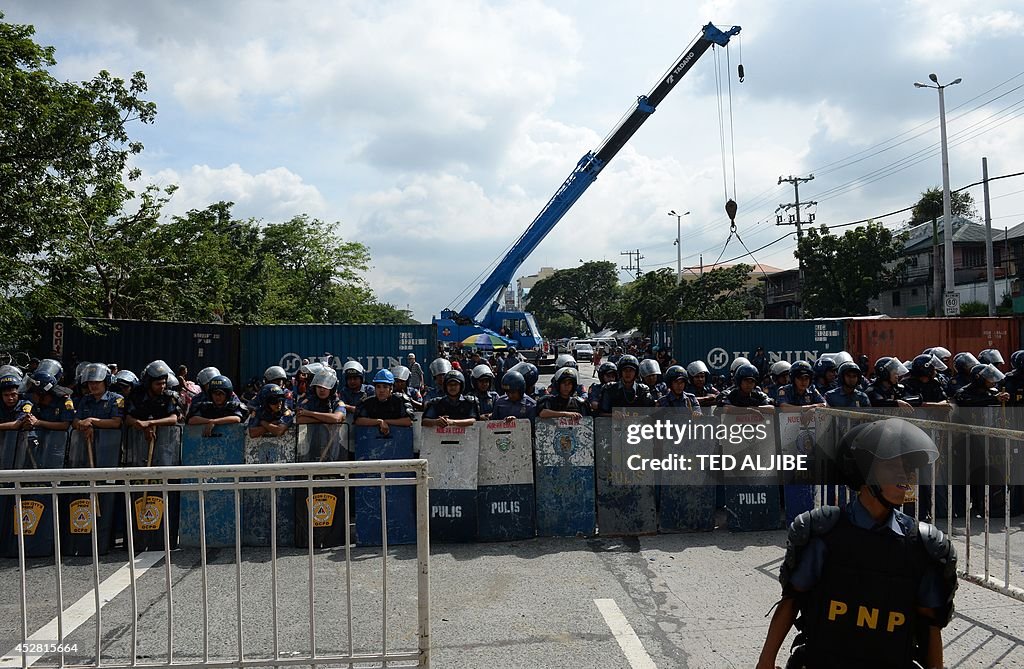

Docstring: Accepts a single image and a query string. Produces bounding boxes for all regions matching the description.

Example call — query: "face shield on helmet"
[928,347,952,361]
[910,354,935,378]
[553,366,579,390]
[832,351,854,366]
[143,360,173,381]
[638,359,661,379]
[36,359,63,383]
[429,358,453,378]
[953,352,980,375]
[555,354,576,369]
[730,357,751,374]
[930,355,948,373]
[264,365,288,384]
[391,365,412,382]
[310,368,338,390]
[83,363,111,384]
[769,361,791,379]
[342,360,365,378]
[686,361,709,378]
[877,357,909,380]
[508,362,538,388]
[838,419,939,491]
[165,373,180,390]
[972,363,1005,385]
[196,367,221,387]
[75,362,92,384]
[979,349,1005,366]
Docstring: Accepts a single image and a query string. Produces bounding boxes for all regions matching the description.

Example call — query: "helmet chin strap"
[869,484,898,510]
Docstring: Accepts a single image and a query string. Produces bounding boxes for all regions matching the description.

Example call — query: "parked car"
[573,343,594,361]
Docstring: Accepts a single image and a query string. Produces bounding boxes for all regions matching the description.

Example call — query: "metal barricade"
[0,460,431,669]
[817,406,1024,604]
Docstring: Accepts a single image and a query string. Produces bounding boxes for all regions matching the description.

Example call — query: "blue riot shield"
[180,424,246,548]
[294,423,349,548]
[60,428,122,556]
[477,420,534,541]
[354,426,416,546]
[242,430,296,547]
[534,417,595,537]
[125,425,182,552]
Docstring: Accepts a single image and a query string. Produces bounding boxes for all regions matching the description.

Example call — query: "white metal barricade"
[0,460,431,669]
[817,407,1024,604]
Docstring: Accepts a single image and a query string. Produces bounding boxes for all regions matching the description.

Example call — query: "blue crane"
[436,22,741,356]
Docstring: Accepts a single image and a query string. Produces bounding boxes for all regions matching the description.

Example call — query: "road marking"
[1,552,165,668]
[595,598,657,669]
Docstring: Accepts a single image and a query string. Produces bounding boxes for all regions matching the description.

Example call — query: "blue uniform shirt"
[656,391,703,413]
[824,386,871,408]
[788,498,946,608]
[776,384,825,406]
[0,399,33,424]
[248,405,295,428]
[340,384,374,409]
[473,390,499,415]
[490,395,537,420]
[33,394,76,423]
[297,394,346,416]
[75,391,125,420]
[186,397,246,421]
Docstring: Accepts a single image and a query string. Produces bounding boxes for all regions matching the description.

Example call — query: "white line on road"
[595,598,657,669]
[1,552,165,669]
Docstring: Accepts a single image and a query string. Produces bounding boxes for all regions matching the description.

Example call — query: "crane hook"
[737,63,745,83]
[725,199,738,226]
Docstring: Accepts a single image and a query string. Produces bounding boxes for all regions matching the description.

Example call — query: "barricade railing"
[817,406,1024,604]
[0,460,431,669]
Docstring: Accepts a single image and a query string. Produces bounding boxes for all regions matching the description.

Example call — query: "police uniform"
[357,394,414,420]
[297,394,347,418]
[824,387,871,408]
[186,396,246,421]
[423,395,481,421]
[490,395,537,420]
[945,374,971,398]
[952,383,1003,407]
[902,378,948,403]
[598,382,655,413]
[472,390,499,416]
[75,391,125,420]
[686,382,719,404]
[718,387,773,408]
[813,379,836,396]
[780,500,955,669]
[127,388,180,420]
[536,393,590,415]
[776,384,826,406]
[1004,371,1024,406]
[33,394,76,423]
[421,387,444,404]
[866,382,915,408]
[340,384,374,410]
[655,391,702,413]
[248,405,295,428]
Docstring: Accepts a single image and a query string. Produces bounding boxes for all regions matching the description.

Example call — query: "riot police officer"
[756,418,956,669]
[339,361,373,414]
[720,363,774,416]
[126,361,181,442]
[685,361,719,406]
[422,370,481,427]
[812,356,838,395]
[191,366,221,407]
[978,349,1005,371]
[355,369,414,435]
[263,365,294,406]
[902,355,949,407]
[0,372,32,435]
[391,365,424,410]
[766,361,792,398]
[598,355,654,414]
[824,361,871,408]
[726,356,752,389]
[946,352,980,397]
[656,365,701,412]
[490,370,537,422]
[537,367,590,419]
[589,361,618,413]
[470,364,499,418]
[295,369,346,424]
[507,362,540,399]
[110,370,138,398]
[185,375,245,435]
[424,358,453,403]
[248,384,294,437]
[953,364,1010,407]
[866,358,916,409]
[24,371,75,432]
[639,358,666,401]
[1003,351,1024,406]
[73,364,125,437]
[776,360,826,411]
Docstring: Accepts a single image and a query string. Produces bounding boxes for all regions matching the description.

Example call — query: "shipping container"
[238,324,436,384]
[658,320,847,376]
[43,318,241,383]
[845,317,1020,368]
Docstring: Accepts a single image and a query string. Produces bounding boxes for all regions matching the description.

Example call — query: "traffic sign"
[944,291,961,316]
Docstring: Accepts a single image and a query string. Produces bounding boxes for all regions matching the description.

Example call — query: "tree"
[794,223,906,317]
[621,264,760,331]
[535,314,585,340]
[526,261,624,333]
[910,187,976,226]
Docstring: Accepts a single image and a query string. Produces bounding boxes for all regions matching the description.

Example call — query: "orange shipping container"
[845,317,1020,368]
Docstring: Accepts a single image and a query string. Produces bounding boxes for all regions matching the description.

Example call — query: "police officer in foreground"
[490,370,537,423]
[339,361,373,414]
[537,367,590,419]
[945,352,980,397]
[598,355,654,414]
[902,355,949,407]
[953,364,1009,407]
[470,364,499,418]
[1003,351,1024,405]
[656,365,701,413]
[355,369,414,435]
[756,419,956,669]
[685,361,719,406]
[866,358,917,409]
[718,363,774,417]
[421,370,480,427]
[294,368,347,424]
[126,361,181,442]
[248,384,293,437]
[185,375,245,436]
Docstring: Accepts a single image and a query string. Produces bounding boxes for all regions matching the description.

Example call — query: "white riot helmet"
[730,357,751,373]
[686,361,709,377]
[196,367,221,387]
[264,365,288,384]
[638,359,661,378]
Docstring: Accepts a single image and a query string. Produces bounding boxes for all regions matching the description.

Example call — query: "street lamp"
[914,73,962,311]
[667,210,690,285]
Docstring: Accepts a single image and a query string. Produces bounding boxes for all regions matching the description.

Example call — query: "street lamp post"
[915,73,962,311]
[667,210,690,284]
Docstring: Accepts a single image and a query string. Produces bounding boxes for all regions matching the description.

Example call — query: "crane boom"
[439,22,740,353]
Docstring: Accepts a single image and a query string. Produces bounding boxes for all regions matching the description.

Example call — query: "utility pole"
[982,157,996,316]
[620,249,644,278]
[777,174,816,317]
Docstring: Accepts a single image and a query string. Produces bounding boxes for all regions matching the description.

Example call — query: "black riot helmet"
[837,419,939,507]
[910,354,936,379]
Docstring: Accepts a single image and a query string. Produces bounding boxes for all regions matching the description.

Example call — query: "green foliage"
[526,261,624,334]
[0,14,413,347]
[794,223,906,317]
[910,187,976,226]
[621,264,760,331]
[535,313,584,340]
[958,301,988,317]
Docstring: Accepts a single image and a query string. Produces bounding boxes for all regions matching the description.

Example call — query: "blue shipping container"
[239,324,436,383]
[661,320,847,377]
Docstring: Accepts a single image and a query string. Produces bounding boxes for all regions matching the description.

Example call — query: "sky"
[7,0,1024,322]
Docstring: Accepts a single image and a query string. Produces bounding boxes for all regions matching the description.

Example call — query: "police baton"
[85,432,101,518]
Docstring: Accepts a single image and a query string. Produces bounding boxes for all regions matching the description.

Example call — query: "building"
[761,217,1024,318]
[516,267,556,310]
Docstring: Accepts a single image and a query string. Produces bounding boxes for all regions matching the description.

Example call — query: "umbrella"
[461,333,508,350]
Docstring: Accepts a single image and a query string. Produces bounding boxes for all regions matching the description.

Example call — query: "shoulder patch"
[284,409,293,417]
[115,397,125,408]
[65,398,75,410]
[22,402,33,413]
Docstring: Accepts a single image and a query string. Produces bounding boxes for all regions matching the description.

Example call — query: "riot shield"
[534,417,595,537]
[720,410,782,532]
[354,426,416,546]
[242,430,297,547]
[179,424,246,548]
[60,428,122,556]
[125,425,182,552]
[295,423,349,548]
[657,410,717,533]
[421,424,480,543]
[477,419,533,541]
[595,415,657,536]
[779,411,818,524]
